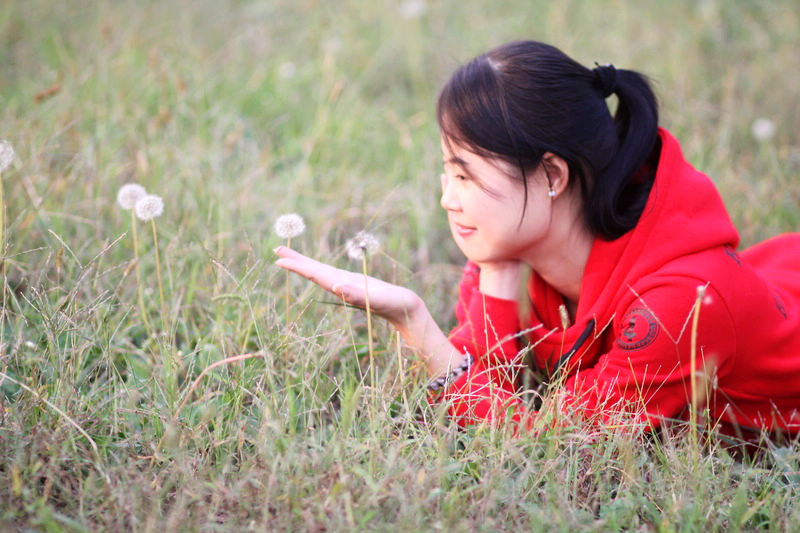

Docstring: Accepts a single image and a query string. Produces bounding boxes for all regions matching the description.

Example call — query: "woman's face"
[440,137,554,265]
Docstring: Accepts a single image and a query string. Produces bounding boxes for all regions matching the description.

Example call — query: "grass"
[1,0,799,530]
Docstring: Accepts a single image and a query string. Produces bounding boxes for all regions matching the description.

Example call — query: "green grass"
[1,0,799,530]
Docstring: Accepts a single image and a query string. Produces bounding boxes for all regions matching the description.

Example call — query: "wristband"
[427,352,474,392]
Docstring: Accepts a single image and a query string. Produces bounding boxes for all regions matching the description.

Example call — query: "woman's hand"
[274,246,423,331]
[276,246,473,378]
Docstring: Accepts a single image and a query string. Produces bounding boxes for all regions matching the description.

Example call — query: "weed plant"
[1,0,799,530]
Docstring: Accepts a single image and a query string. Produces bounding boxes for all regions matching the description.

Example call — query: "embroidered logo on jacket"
[616,307,660,350]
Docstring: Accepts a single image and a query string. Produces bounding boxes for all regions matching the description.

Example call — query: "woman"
[275,41,800,439]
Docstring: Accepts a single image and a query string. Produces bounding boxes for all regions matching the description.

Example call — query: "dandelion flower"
[751,118,775,142]
[274,213,305,328]
[0,140,15,173]
[135,194,164,221]
[274,213,306,239]
[117,183,147,210]
[278,61,297,79]
[345,231,380,261]
[136,193,167,329]
[346,230,381,387]
[399,0,427,19]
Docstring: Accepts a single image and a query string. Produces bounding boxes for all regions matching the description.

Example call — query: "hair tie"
[593,63,617,98]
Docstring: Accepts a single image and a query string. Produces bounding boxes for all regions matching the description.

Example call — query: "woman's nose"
[440,173,460,211]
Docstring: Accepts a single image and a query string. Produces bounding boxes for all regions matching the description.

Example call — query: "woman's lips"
[454,222,476,237]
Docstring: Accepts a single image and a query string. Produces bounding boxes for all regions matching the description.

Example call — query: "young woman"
[275,40,800,439]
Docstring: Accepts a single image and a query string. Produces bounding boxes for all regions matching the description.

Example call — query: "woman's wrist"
[390,292,425,340]
[393,298,469,378]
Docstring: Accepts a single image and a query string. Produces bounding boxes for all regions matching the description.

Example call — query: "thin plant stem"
[131,210,154,337]
[0,169,6,364]
[689,284,705,449]
[362,252,375,391]
[285,236,291,328]
[0,167,4,264]
[150,219,167,334]
[558,303,569,357]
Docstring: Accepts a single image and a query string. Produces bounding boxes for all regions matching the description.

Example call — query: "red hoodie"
[439,129,800,436]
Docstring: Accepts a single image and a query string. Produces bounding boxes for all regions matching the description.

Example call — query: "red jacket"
[440,129,800,435]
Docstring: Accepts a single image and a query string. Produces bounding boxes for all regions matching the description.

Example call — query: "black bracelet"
[427,352,474,392]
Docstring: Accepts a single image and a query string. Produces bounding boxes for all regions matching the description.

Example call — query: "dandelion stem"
[362,252,375,390]
[285,236,291,328]
[151,219,167,334]
[131,210,154,337]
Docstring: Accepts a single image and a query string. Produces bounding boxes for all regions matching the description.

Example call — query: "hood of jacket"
[530,128,740,371]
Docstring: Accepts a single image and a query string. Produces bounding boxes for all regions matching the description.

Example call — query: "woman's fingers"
[331,283,359,305]
[274,245,307,262]
[275,247,343,292]
[275,247,371,301]
[274,247,422,325]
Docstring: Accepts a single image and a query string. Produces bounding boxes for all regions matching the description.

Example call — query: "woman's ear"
[541,152,570,197]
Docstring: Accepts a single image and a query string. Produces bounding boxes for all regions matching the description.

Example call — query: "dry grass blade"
[0,371,100,456]
[172,351,267,420]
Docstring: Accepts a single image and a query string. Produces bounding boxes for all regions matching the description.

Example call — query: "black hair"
[436,40,659,240]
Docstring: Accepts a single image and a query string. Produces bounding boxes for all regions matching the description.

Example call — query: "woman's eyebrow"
[443,156,469,167]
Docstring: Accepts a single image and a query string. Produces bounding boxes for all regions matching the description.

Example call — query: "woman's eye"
[455,174,468,181]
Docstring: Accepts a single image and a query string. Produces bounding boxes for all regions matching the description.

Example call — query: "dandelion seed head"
[751,118,775,142]
[399,0,427,19]
[274,213,306,239]
[278,61,297,79]
[0,140,15,173]
[135,194,164,221]
[346,231,380,261]
[117,183,147,210]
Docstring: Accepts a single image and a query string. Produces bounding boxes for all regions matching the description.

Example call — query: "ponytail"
[587,66,659,239]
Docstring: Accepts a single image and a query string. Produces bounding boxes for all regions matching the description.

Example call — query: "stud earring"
[548,189,556,198]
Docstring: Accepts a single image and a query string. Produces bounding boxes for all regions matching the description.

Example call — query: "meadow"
[1,0,799,530]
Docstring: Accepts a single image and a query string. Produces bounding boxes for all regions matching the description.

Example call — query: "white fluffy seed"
[274,213,306,239]
[135,194,164,221]
[751,118,775,142]
[117,183,147,210]
[345,231,380,261]
[0,140,15,173]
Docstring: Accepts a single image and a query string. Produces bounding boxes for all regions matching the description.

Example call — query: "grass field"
[1,0,799,530]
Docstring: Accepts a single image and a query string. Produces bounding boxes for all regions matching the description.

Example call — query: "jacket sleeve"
[432,262,533,427]
[560,279,737,431]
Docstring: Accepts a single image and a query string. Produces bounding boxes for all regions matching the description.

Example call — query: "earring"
[548,188,556,198]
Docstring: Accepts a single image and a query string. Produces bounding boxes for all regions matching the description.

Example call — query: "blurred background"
[3,0,798,264]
